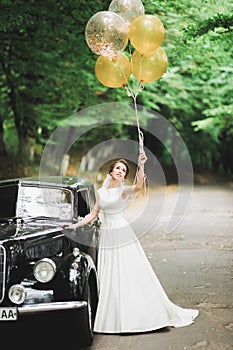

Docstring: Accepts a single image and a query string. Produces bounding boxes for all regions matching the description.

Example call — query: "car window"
[77,189,90,217]
[0,185,18,218]
[16,185,73,220]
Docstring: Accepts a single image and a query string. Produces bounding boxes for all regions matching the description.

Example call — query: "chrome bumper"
[18,301,87,315]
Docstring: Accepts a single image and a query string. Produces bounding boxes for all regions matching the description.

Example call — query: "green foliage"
[184,13,233,38]
[141,0,233,176]
[0,0,232,178]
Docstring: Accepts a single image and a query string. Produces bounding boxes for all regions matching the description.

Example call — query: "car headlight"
[33,258,56,283]
[9,284,26,304]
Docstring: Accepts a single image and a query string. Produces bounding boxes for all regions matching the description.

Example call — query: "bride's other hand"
[65,223,77,229]
[60,222,69,227]
[60,222,76,229]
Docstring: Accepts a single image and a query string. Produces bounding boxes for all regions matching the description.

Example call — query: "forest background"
[0,0,232,183]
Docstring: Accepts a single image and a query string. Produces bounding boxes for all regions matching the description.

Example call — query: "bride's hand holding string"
[138,151,147,166]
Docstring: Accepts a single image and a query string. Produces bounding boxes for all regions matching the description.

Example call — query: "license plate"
[0,307,18,321]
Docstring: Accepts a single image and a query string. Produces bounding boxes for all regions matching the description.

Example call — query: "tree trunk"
[18,135,36,162]
[0,118,7,156]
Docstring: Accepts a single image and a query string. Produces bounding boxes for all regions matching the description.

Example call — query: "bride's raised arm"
[123,151,147,197]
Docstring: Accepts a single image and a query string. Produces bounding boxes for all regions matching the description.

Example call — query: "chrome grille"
[0,245,6,302]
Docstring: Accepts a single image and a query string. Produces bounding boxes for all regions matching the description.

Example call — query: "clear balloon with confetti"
[85,11,129,58]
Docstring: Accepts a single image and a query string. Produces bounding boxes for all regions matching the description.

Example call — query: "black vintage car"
[0,176,100,347]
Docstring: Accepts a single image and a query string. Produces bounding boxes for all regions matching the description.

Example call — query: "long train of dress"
[93,186,199,333]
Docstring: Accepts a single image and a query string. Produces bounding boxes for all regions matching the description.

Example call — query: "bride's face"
[111,162,127,181]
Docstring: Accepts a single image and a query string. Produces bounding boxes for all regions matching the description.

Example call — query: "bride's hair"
[108,159,130,178]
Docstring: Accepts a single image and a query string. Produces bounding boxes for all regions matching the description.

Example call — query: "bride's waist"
[101,212,125,221]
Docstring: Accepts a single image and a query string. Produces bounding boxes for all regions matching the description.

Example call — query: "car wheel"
[87,283,94,332]
[79,280,97,347]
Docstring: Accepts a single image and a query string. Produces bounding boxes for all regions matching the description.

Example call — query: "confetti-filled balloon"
[85,11,129,57]
[109,0,145,26]
[95,52,131,88]
[131,47,168,82]
[129,15,165,54]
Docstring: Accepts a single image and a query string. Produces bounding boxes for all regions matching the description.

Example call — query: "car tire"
[79,279,97,347]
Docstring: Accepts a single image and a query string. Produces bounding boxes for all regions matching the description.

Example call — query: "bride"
[62,151,199,333]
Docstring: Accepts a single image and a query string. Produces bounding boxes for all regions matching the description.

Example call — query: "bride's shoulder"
[97,186,106,195]
[121,185,135,199]
[122,184,134,192]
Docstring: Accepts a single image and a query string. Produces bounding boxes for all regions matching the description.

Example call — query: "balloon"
[131,47,168,82]
[129,15,165,54]
[85,11,129,57]
[109,0,145,26]
[95,52,131,88]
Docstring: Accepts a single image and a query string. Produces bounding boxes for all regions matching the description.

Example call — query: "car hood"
[0,219,62,241]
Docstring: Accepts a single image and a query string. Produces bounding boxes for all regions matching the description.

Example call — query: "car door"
[76,188,98,264]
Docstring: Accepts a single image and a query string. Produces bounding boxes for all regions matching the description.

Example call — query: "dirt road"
[87,183,233,350]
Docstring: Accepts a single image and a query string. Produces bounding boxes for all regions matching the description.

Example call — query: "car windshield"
[16,185,73,220]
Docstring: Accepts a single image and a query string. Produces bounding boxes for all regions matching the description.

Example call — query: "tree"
[140,0,233,175]
[0,0,111,160]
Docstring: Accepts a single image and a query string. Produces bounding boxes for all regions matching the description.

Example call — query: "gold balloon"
[85,11,129,57]
[129,15,165,54]
[95,52,131,88]
[109,0,145,26]
[131,47,168,82]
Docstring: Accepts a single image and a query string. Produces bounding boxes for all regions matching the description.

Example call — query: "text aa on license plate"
[0,307,18,321]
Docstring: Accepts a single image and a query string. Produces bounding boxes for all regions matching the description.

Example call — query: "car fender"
[59,249,97,300]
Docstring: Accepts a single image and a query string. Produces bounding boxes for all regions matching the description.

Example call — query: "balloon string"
[124,81,147,195]
[132,94,144,153]
[123,55,147,194]
[120,56,144,150]
[124,80,144,153]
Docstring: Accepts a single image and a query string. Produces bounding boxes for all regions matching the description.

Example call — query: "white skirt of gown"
[93,187,199,333]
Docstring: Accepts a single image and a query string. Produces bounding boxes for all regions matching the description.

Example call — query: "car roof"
[0,176,93,189]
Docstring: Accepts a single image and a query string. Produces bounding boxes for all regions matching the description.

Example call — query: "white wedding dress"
[93,186,199,333]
